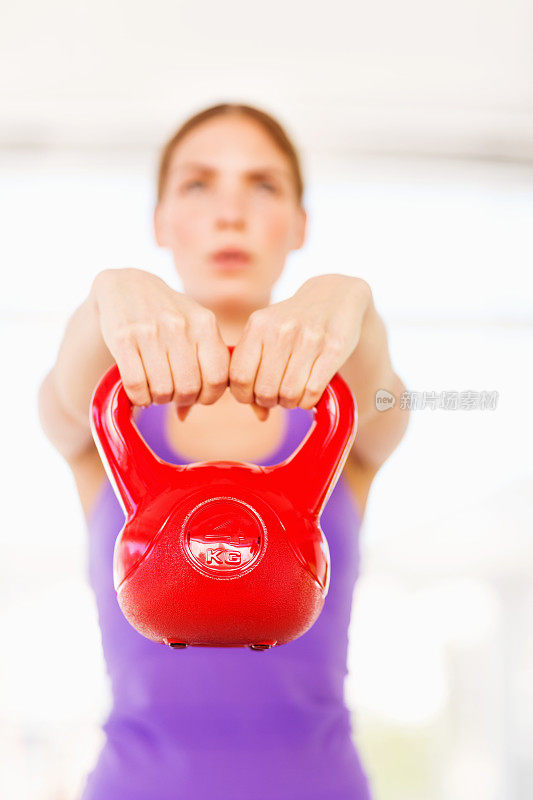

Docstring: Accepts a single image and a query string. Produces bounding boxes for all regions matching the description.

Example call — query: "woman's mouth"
[210,249,252,270]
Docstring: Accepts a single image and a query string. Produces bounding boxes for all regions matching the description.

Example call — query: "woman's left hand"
[229,275,372,420]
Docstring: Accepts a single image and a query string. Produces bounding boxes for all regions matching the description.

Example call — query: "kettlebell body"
[90,348,357,650]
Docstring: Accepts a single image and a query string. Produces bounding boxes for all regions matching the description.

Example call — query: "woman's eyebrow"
[170,162,214,175]
[247,168,290,183]
[171,162,290,181]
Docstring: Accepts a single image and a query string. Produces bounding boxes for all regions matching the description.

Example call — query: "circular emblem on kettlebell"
[181,497,267,579]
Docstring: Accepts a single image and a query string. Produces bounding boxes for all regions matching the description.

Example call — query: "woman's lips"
[210,249,251,270]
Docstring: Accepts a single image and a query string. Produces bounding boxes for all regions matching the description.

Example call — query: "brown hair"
[156,103,305,207]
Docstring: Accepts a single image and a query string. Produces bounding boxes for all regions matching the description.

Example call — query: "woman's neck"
[203,296,272,345]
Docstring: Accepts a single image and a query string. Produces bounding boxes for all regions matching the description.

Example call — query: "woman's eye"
[183,180,205,191]
[180,179,276,193]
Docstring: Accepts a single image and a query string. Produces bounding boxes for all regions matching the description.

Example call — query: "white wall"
[1,1,533,157]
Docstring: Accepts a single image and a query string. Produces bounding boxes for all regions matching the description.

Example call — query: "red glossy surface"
[89,345,357,649]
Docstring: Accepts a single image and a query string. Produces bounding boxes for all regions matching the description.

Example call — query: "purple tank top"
[81,403,373,800]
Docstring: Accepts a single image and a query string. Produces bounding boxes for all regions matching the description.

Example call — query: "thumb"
[251,403,270,422]
[176,404,192,422]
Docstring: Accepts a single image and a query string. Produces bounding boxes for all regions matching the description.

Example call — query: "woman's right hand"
[91,268,230,421]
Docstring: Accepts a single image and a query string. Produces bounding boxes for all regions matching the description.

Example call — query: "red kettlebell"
[89,345,357,651]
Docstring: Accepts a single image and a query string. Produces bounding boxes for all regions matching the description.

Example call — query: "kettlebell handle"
[90,344,357,519]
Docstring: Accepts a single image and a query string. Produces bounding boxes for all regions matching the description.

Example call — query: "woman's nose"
[214,187,247,229]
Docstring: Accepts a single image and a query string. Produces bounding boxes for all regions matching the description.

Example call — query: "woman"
[38,102,409,800]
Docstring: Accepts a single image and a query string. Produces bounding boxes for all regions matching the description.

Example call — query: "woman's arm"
[37,268,230,464]
[37,276,116,463]
[337,287,410,471]
[227,273,410,472]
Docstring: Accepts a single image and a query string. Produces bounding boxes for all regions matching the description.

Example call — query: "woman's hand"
[228,275,372,419]
[92,268,229,420]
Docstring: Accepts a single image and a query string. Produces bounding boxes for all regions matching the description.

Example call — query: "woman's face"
[154,115,307,314]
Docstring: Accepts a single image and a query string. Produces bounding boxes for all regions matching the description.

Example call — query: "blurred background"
[1,2,532,798]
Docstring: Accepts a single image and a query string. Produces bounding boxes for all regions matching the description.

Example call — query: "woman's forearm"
[338,291,396,426]
[47,276,114,427]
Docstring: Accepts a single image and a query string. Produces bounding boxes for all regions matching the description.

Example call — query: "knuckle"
[123,382,150,406]
[304,382,323,400]
[202,308,218,326]
[325,334,343,354]
[301,325,325,347]
[174,392,198,406]
[276,319,298,339]
[200,393,223,406]
[195,308,218,333]
[161,314,187,335]
[127,394,148,407]
[255,396,276,408]
[247,309,265,329]
[150,382,174,402]
[113,325,135,348]
[122,376,146,393]
[196,384,220,404]
[255,385,277,403]
[280,389,300,404]
[299,398,317,410]
[206,374,229,391]
[176,379,201,397]
[229,369,249,387]
[135,321,159,341]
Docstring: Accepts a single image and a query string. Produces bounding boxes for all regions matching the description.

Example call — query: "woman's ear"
[291,206,307,252]
[153,204,167,248]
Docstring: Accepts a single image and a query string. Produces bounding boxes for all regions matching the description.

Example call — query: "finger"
[196,338,230,405]
[165,337,202,412]
[229,336,263,405]
[117,343,152,407]
[252,338,292,409]
[290,349,337,409]
[251,403,270,421]
[177,405,192,422]
[279,338,327,410]
[136,327,174,405]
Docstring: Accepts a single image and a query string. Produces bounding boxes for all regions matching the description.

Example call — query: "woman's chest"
[160,402,288,463]
[153,403,369,517]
